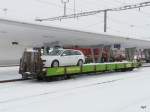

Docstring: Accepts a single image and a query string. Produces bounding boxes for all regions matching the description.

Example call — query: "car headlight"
[42,68,47,72]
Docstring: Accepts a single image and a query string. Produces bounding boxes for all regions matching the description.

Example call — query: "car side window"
[74,51,81,55]
[70,51,76,55]
[69,50,80,55]
[62,50,71,56]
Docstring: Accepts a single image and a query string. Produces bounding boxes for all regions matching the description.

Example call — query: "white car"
[41,49,85,67]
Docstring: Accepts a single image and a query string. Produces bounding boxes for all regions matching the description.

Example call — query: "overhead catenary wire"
[71,0,150,31]
[35,0,106,27]
[34,0,150,35]
[35,1,150,21]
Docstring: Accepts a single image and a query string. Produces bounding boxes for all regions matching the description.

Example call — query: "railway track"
[0,63,148,84]
[0,78,29,83]
[142,65,150,67]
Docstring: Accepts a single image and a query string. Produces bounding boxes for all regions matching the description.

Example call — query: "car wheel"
[37,76,43,81]
[77,60,83,66]
[51,61,59,67]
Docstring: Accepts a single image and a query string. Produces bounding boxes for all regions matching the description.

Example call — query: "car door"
[70,50,80,65]
[69,50,78,65]
[60,50,72,66]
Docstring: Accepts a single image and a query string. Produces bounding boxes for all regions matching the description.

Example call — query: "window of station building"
[12,42,19,45]
[114,44,121,49]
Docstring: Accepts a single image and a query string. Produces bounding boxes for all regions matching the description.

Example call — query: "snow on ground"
[0,67,150,112]
[142,63,150,67]
[0,66,21,81]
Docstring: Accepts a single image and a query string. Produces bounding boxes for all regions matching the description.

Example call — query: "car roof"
[63,49,80,52]
[53,49,81,52]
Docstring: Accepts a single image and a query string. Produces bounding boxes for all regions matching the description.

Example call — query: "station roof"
[0,18,150,48]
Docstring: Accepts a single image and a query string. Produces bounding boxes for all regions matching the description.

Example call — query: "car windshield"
[48,50,63,56]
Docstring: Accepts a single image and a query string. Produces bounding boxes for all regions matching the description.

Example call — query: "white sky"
[0,0,150,40]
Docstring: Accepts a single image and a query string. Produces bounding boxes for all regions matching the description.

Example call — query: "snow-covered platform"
[0,67,150,112]
[0,66,21,81]
[142,63,150,67]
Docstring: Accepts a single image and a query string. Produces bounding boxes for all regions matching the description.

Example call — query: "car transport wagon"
[19,48,141,80]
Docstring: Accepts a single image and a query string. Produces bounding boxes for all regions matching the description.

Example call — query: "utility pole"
[61,0,69,16]
[35,1,150,33]
[36,1,150,22]
[73,0,76,17]
[104,10,107,32]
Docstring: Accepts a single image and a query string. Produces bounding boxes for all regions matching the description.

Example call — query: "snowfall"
[0,66,149,112]
[0,0,150,40]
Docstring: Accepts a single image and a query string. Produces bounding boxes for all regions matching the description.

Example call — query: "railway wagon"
[19,50,141,80]
[41,62,140,79]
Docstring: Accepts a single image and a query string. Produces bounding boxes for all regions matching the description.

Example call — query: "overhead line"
[35,1,150,21]
[109,1,150,11]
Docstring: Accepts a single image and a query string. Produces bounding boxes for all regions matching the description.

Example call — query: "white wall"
[0,45,25,66]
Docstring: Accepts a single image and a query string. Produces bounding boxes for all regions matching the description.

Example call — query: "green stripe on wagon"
[82,65,95,73]
[96,64,106,71]
[125,63,132,68]
[66,66,81,74]
[45,62,140,77]
[46,67,65,76]
[116,63,125,69]
[106,64,116,71]
[133,62,139,67]
[133,62,137,67]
